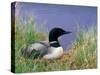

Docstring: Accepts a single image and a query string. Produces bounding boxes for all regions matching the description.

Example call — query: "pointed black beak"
[64,31,72,34]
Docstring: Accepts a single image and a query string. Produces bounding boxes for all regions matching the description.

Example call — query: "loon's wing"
[21,41,50,58]
[39,41,50,47]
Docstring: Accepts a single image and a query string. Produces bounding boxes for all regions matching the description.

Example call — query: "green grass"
[13,17,97,73]
[67,25,97,70]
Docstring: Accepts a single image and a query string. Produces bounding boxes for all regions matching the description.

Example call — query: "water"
[15,2,97,50]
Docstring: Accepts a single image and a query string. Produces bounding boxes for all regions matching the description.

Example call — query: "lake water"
[15,2,97,50]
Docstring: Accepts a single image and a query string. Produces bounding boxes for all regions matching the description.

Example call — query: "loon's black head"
[49,27,71,47]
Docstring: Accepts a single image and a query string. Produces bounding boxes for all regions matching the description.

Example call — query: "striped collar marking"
[50,41,58,44]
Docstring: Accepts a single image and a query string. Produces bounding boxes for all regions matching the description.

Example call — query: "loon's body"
[22,28,71,59]
[43,46,63,59]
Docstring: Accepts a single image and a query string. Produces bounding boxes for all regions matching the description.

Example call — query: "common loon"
[22,28,71,59]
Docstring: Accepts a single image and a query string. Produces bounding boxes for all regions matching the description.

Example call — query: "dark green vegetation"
[14,17,97,73]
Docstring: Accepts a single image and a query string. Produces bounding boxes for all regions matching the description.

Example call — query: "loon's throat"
[49,36,58,42]
[50,41,60,47]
